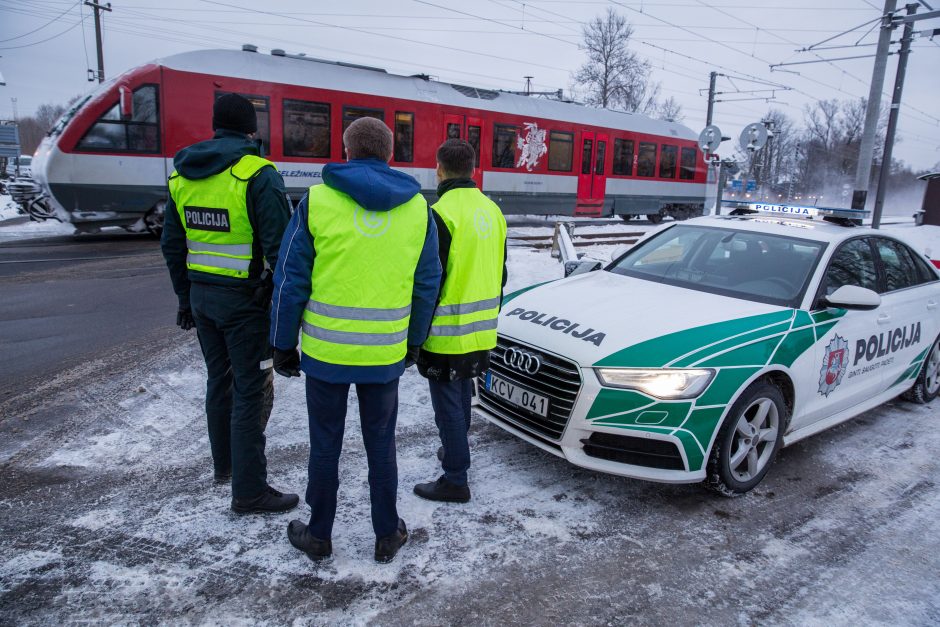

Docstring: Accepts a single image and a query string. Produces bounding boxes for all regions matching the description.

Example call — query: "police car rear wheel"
[903,333,940,404]
[706,381,786,496]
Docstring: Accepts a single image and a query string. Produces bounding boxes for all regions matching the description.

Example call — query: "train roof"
[154,48,697,141]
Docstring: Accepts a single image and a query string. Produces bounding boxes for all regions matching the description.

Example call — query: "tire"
[706,381,787,496]
[903,333,940,404]
[619,214,635,222]
[647,213,663,224]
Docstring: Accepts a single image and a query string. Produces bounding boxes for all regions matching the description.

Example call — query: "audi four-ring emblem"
[503,347,542,375]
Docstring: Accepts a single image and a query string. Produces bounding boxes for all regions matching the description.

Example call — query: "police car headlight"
[594,368,715,399]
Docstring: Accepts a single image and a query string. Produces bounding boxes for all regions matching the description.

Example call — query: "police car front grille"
[477,337,582,442]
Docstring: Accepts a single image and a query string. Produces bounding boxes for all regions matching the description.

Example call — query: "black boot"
[414,476,471,503]
[287,520,332,562]
[374,518,408,564]
[231,485,299,514]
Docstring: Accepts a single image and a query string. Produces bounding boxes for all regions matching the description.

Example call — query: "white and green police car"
[478,204,940,494]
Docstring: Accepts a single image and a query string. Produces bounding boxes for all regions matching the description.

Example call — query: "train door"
[576,131,608,216]
[441,113,483,187]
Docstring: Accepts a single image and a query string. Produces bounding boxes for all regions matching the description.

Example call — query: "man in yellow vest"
[161,93,298,514]
[414,139,508,503]
[270,117,441,563]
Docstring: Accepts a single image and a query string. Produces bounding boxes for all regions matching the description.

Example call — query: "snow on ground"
[2,218,940,624]
[0,194,20,221]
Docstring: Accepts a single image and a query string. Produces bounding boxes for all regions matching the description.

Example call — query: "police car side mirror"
[823,285,881,311]
[564,259,602,277]
[610,244,631,262]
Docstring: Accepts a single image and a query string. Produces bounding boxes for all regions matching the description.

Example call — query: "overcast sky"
[1,0,938,168]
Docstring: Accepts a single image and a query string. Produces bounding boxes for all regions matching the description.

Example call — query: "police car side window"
[875,238,932,291]
[823,238,878,297]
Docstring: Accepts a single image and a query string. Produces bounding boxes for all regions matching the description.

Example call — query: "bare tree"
[15,97,79,155]
[655,96,684,123]
[574,8,659,114]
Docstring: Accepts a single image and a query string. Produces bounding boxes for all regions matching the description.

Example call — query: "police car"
[478,203,940,495]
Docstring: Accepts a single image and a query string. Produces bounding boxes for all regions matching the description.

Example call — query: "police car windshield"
[608,225,827,307]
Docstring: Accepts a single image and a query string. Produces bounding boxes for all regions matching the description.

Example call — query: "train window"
[394,111,414,163]
[342,106,384,158]
[215,92,270,155]
[613,139,634,175]
[547,131,573,172]
[637,142,657,177]
[595,140,607,175]
[468,125,481,167]
[581,139,593,175]
[76,84,160,154]
[446,123,462,140]
[679,147,697,180]
[492,124,517,168]
[659,144,678,179]
[283,99,331,159]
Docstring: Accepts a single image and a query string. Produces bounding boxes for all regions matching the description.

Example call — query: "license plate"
[485,371,550,417]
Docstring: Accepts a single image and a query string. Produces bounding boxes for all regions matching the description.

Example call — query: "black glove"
[176,307,195,331]
[253,272,274,308]
[404,345,421,369]
[273,347,301,378]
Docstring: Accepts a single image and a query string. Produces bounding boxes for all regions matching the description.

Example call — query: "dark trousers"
[429,378,473,486]
[304,375,400,540]
[190,282,273,500]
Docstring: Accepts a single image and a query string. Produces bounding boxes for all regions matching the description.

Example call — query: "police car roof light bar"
[721,200,870,226]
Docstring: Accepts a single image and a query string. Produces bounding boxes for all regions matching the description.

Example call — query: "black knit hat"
[212,93,257,134]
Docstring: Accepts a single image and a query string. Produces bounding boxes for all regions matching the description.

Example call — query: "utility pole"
[705,71,718,126]
[84,1,112,83]
[851,0,897,210]
[871,3,916,229]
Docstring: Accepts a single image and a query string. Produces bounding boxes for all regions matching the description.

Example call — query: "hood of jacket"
[322,159,421,212]
[173,129,260,180]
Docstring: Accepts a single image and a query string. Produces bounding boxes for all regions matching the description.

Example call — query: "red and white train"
[33,47,707,233]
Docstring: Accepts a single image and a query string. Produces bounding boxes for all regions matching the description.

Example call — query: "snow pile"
[0,194,19,221]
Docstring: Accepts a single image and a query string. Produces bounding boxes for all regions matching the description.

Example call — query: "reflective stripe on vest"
[300,183,428,367]
[186,252,251,272]
[428,318,499,337]
[306,300,412,322]
[434,296,501,317]
[302,321,409,346]
[168,154,275,279]
[186,238,252,257]
[423,187,507,355]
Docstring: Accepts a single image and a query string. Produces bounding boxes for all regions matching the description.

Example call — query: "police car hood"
[499,270,791,367]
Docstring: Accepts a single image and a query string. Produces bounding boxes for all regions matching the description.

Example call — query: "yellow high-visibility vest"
[300,183,428,366]
[168,154,274,279]
[423,187,507,354]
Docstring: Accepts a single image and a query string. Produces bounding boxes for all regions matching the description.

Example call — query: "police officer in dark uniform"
[161,93,298,514]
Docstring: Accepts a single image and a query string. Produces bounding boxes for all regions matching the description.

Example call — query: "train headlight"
[595,368,715,399]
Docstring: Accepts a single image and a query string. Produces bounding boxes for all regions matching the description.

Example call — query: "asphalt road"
[0,233,183,456]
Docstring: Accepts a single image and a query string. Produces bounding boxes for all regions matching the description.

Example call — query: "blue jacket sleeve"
[270,194,314,351]
[408,207,442,346]
[160,194,191,309]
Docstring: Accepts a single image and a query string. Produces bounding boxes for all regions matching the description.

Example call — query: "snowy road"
[1,221,939,625]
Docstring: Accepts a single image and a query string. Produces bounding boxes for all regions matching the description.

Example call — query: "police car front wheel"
[706,381,787,496]
[903,332,940,405]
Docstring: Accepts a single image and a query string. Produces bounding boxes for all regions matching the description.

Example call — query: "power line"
[0,14,86,50]
[0,0,78,43]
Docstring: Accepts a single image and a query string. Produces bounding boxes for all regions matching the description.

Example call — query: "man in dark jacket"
[161,93,298,514]
[414,139,508,503]
[270,117,440,564]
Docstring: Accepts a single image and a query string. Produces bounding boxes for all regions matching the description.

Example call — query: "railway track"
[508,230,644,249]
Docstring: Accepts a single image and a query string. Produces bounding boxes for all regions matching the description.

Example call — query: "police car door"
[871,237,940,390]
[798,237,885,429]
